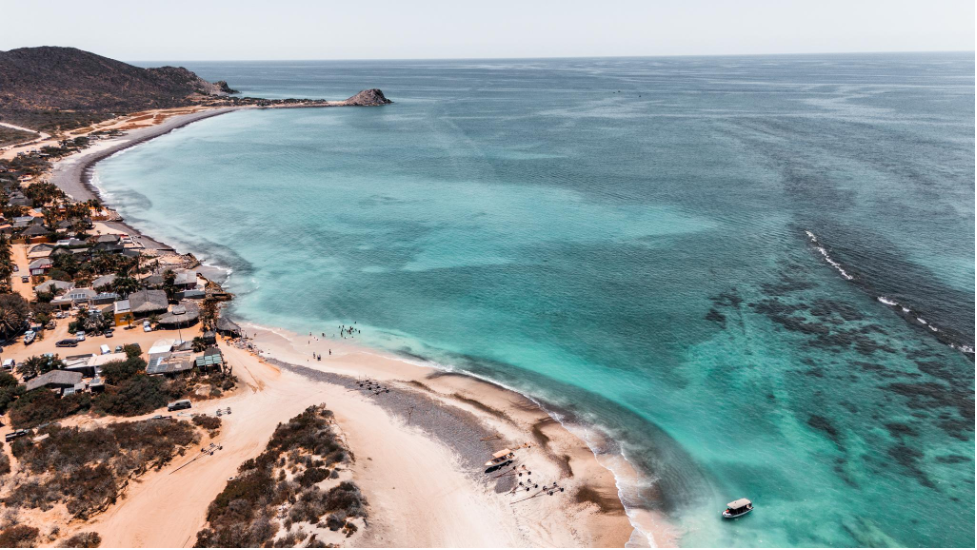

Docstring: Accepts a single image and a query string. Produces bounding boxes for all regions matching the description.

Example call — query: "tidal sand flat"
[93,54,974,547]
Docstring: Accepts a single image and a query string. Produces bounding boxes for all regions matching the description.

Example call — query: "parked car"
[23,330,36,345]
[143,321,153,332]
[75,331,86,341]
[21,276,29,283]
[56,339,80,347]
[167,400,192,412]
[2,359,15,371]
[12,265,18,272]
[5,429,30,442]
[114,345,124,353]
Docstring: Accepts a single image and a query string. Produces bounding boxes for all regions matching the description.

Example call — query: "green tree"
[0,293,29,339]
[16,354,65,379]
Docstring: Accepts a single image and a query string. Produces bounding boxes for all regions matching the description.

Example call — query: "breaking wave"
[806,231,974,357]
[805,231,854,280]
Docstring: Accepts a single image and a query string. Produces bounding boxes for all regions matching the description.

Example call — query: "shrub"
[5,419,199,518]
[196,405,365,548]
[58,532,102,548]
[123,343,142,359]
[9,389,90,429]
[297,467,330,488]
[192,415,222,434]
[93,375,167,416]
[0,525,39,548]
[0,373,24,415]
[0,448,10,475]
[99,357,146,385]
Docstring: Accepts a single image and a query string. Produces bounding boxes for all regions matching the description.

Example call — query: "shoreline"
[50,107,240,250]
[43,108,669,546]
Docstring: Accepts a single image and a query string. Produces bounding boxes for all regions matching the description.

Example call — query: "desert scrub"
[4,418,199,518]
[194,405,366,548]
[58,532,102,548]
[0,525,39,548]
[192,414,222,435]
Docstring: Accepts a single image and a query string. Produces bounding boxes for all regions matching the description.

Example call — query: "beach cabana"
[158,302,200,328]
[128,289,169,316]
[216,317,242,337]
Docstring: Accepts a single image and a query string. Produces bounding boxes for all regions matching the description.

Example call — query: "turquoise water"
[100,55,974,546]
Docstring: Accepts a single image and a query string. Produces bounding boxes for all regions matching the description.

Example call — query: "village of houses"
[0,135,244,440]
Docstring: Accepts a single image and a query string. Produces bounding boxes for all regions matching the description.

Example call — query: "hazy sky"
[1,0,972,60]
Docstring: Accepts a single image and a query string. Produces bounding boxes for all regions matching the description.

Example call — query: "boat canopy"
[727,499,752,509]
[492,448,513,458]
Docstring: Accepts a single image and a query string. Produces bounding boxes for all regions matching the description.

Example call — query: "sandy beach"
[0,108,669,547]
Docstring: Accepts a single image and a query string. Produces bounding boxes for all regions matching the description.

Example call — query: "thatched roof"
[128,289,168,314]
[216,317,242,335]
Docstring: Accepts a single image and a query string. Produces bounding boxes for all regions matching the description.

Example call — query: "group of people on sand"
[304,322,363,361]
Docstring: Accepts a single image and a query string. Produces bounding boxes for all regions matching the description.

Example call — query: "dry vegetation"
[2,418,199,519]
[194,405,367,548]
[0,126,39,147]
[7,354,238,430]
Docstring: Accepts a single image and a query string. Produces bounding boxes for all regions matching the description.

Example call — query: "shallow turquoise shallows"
[99,54,975,547]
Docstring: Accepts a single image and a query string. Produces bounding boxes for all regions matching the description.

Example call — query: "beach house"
[25,369,83,395]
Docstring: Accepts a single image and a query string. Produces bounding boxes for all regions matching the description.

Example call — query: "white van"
[2,358,14,371]
[100,344,111,355]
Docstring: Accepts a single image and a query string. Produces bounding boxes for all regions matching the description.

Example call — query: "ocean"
[96,54,974,547]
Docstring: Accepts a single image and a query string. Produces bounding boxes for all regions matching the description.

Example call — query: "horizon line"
[0,46,977,63]
[73,49,977,64]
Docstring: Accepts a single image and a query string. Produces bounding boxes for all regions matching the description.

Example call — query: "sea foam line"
[805,230,853,280]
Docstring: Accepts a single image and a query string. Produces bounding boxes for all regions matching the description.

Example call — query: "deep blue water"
[100,54,975,547]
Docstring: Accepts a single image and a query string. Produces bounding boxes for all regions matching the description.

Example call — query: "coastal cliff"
[0,46,233,131]
[0,47,390,133]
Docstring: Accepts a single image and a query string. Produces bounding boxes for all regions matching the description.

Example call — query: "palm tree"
[0,294,29,338]
[17,356,45,379]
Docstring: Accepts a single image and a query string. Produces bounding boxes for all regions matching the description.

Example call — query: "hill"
[0,46,237,132]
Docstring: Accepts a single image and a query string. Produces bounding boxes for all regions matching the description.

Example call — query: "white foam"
[805,231,854,280]
[877,296,897,306]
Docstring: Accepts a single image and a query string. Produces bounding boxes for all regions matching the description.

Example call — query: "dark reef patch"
[884,422,918,438]
[807,414,843,447]
[886,444,934,488]
[704,308,726,328]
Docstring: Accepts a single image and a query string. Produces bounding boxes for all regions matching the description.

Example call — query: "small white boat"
[722,498,753,519]
[485,448,515,467]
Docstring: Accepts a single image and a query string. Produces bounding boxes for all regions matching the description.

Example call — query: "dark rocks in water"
[883,382,974,439]
[807,414,843,447]
[809,298,865,322]
[704,308,726,327]
[884,422,918,438]
[886,444,934,488]
[343,88,393,106]
[710,289,742,308]
[935,454,971,464]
